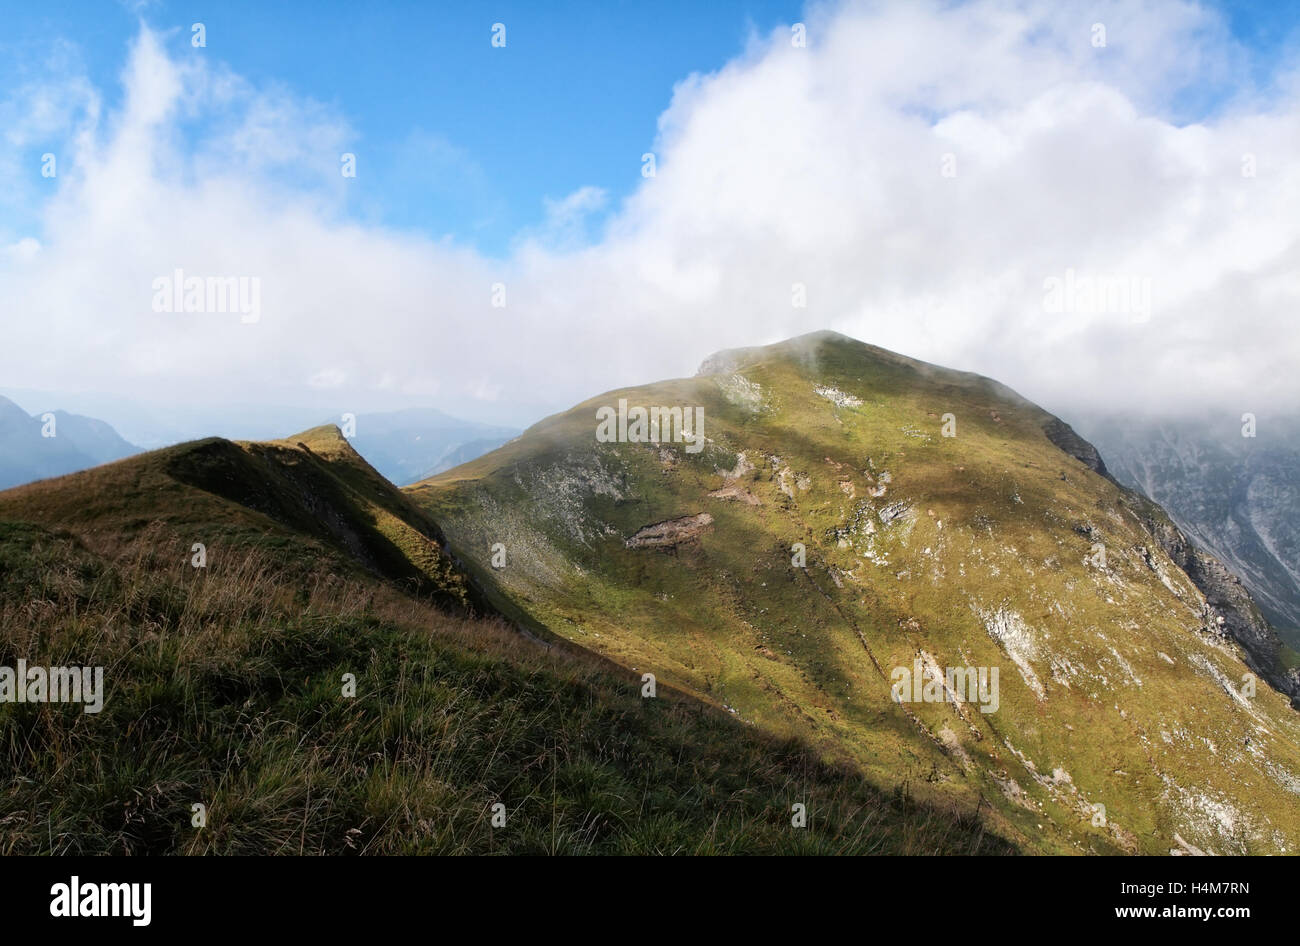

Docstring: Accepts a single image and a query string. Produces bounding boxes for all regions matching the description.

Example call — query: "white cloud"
[519,185,608,252]
[2,1,1299,431]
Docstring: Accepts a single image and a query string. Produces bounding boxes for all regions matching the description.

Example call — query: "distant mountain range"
[337,408,518,485]
[0,395,516,491]
[0,395,139,490]
[1081,415,1300,649]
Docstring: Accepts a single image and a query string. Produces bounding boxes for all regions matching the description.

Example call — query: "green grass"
[411,331,1300,856]
[0,442,1009,855]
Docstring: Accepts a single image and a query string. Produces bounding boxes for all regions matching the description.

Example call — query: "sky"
[2,0,1299,434]
[2,0,807,256]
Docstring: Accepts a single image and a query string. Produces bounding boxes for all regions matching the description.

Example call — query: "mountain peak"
[269,423,355,457]
[413,333,1300,854]
[696,330,862,377]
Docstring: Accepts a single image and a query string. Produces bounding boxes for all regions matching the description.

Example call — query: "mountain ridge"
[0,414,1007,854]
[6,331,1297,855]
[409,330,1300,854]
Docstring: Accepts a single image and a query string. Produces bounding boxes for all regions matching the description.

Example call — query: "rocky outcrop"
[1079,415,1300,634]
[1042,417,1112,480]
[1127,491,1299,705]
[1042,417,1298,706]
[625,513,714,549]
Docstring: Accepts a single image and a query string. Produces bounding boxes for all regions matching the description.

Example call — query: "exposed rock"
[879,501,913,526]
[715,373,765,412]
[718,450,753,481]
[625,513,714,550]
[1127,491,1299,703]
[1080,414,1300,634]
[1043,417,1298,706]
[814,385,863,408]
[708,485,761,505]
[1043,417,1111,479]
[976,605,1046,700]
[1171,833,1210,856]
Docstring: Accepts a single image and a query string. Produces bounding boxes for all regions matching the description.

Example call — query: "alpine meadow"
[2,0,1299,921]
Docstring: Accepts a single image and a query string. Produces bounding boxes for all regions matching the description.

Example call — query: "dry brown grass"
[0,518,1012,855]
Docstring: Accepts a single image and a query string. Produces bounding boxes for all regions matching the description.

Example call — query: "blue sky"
[3,0,811,257]
[2,0,1296,256]
[3,0,1300,433]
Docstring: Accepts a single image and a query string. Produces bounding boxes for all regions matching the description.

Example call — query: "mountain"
[0,395,138,490]
[1080,415,1300,651]
[0,394,516,489]
[0,423,1002,854]
[409,330,1300,855]
[338,408,518,486]
[422,437,518,479]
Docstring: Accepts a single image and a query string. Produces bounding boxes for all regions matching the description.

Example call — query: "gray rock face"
[625,513,714,550]
[1044,414,1298,705]
[1042,417,1111,479]
[1078,415,1300,645]
[1128,493,1297,701]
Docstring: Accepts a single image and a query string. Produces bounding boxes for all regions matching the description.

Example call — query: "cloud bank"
[3,0,1299,429]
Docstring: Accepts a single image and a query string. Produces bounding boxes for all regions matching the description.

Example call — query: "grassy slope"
[0,427,1008,854]
[410,331,1300,855]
